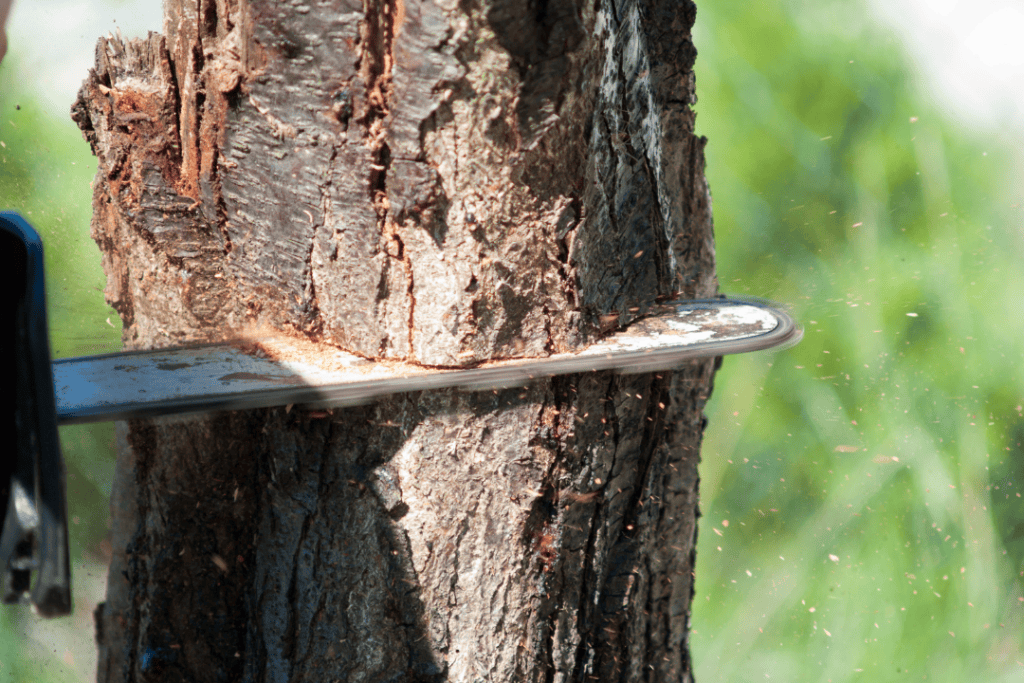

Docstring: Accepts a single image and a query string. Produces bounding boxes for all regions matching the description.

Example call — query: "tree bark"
[72,0,717,680]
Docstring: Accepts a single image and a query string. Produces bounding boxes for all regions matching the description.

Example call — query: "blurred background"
[1,0,1022,681]
[692,0,1024,681]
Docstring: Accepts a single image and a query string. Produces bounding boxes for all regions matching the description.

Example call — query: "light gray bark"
[72,0,717,680]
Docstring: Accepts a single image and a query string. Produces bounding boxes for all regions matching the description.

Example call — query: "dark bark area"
[73,0,717,680]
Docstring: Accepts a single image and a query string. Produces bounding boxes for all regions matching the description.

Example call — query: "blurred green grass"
[692,0,1024,681]
[1,52,120,682]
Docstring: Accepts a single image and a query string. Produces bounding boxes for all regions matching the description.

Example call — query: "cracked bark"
[73,0,717,680]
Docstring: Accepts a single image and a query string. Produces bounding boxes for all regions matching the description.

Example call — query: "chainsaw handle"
[0,212,71,617]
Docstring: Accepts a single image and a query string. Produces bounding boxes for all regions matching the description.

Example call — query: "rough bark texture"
[73,0,718,680]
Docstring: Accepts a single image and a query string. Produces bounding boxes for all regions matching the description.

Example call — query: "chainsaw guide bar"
[54,299,800,426]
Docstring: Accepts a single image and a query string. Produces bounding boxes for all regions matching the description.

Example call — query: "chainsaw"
[0,211,800,617]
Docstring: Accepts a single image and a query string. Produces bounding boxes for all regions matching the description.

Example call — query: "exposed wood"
[73,0,718,679]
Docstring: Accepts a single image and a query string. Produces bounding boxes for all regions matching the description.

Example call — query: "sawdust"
[222,319,563,383]
[223,321,446,380]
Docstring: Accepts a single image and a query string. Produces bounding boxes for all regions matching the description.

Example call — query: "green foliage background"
[2,0,1023,680]
[691,1,1024,681]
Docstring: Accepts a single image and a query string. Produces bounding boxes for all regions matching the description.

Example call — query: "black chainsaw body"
[0,212,71,617]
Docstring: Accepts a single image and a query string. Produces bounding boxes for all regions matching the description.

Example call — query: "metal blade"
[54,298,800,426]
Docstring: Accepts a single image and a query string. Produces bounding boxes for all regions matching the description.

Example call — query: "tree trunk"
[72,0,717,680]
